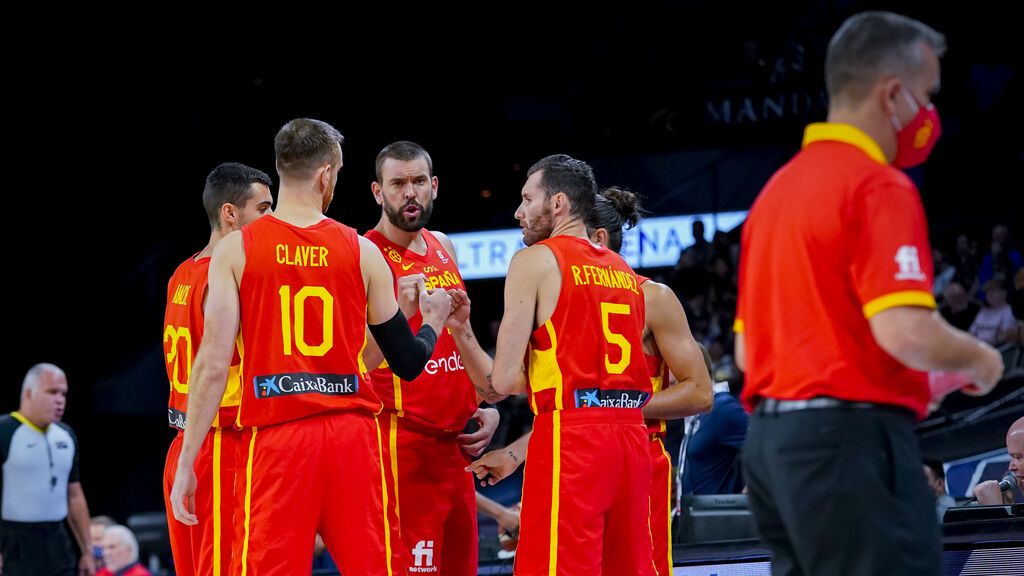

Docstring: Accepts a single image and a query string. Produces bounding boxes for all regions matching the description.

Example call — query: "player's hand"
[446,289,471,330]
[497,503,521,550]
[396,274,425,319]
[458,407,499,456]
[417,278,453,328]
[467,445,523,486]
[170,465,199,525]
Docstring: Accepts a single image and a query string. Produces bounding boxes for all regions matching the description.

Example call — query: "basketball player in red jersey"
[170,118,456,576]
[162,162,272,576]
[468,185,712,575]
[483,154,656,575]
[586,187,712,576]
[363,141,499,575]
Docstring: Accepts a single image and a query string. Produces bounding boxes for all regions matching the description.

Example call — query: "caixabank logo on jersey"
[167,408,186,430]
[574,389,650,409]
[254,373,358,398]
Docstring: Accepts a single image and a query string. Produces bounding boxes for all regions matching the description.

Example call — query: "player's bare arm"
[171,231,244,525]
[493,246,556,396]
[434,232,509,403]
[641,281,713,419]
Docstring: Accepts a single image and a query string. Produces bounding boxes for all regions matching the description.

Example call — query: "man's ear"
[879,76,904,120]
[319,163,332,191]
[552,191,568,215]
[220,203,239,229]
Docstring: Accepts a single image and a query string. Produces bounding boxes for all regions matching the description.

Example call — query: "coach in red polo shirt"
[733,11,1004,576]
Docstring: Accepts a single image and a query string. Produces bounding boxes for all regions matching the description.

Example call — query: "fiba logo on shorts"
[574,388,651,409]
[410,540,437,572]
[253,372,358,398]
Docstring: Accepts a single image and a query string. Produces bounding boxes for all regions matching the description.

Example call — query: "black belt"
[755,397,914,419]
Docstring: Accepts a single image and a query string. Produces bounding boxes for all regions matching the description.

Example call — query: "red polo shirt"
[735,123,936,419]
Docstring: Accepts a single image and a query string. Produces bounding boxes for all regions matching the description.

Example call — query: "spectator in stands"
[954,234,980,293]
[680,344,748,495]
[933,248,957,297]
[707,336,736,383]
[90,515,116,570]
[686,219,713,268]
[922,458,956,522]
[1011,268,1024,331]
[969,279,1019,346]
[940,281,980,332]
[973,416,1023,505]
[709,256,737,311]
[979,224,1023,286]
[671,247,712,302]
[711,230,737,270]
[98,524,151,576]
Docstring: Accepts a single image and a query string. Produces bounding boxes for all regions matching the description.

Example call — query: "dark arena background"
[6,1,1022,574]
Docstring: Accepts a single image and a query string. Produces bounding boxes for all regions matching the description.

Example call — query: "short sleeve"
[850,179,936,318]
[60,423,80,483]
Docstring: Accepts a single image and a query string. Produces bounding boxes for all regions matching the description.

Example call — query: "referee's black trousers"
[1,520,76,576]
[742,406,942,576]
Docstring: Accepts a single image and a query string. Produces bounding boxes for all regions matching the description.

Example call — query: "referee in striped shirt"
[1,364,95,575]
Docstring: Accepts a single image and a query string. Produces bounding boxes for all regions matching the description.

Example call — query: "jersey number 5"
[600,302,632,374]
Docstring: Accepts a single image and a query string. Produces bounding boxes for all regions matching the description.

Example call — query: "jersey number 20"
[163,325,192,393]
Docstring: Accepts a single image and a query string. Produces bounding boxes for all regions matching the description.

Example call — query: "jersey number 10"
[279,285,335,357]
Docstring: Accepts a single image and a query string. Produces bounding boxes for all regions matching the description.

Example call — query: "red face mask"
[891,87,942,168]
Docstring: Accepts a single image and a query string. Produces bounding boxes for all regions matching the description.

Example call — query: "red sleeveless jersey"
[636,276,668,437]
[526,236,651,415]
[163,254,241,429]
[236,216,379,427]
[644,352,669,437]
[364,229,478,433]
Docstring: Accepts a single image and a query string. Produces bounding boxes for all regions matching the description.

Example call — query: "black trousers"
[742,407,941,576]
[0,520,76,576]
